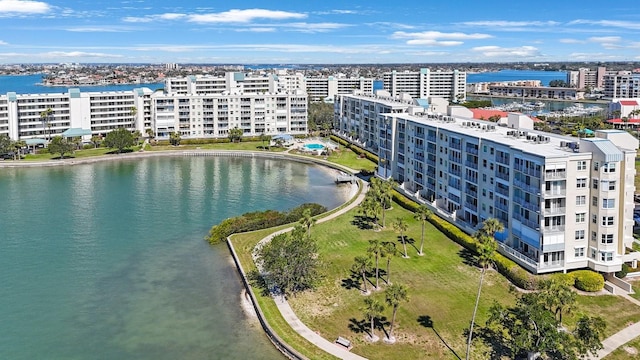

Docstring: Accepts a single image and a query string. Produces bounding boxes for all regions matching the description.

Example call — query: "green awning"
[62,128,91,137]
[25,139,47,145]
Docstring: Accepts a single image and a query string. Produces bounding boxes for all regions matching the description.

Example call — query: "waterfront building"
[603,72,640,99]
[0,88,153,141]
[382,68,466,101]
[467,80,541,94]
[488,84,583,100]
[566,67,607,89]
[334,91,639,274]
[0,72,307,141]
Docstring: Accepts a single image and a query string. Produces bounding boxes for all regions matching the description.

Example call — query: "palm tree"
[259,133,270,150]
[12,140,26,160]
[129,106,138,128]
[360,195,382,229]
[382,241,398,284]
[384,283,409,343]
[352,255,372,294]
[299,208,316,238]
[91,135,102,149]
[362,297,385,342]
[393,217,409,258]
[413,205,433,256]
[466,218,504,360]
[145,128,155,143]
[372,178,394,228]
[40,107,53,141]
[542,279,576,327]
[367,239,384,289]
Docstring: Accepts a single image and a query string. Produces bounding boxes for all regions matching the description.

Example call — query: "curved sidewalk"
[256,180,369,360]
[589,292,640,359]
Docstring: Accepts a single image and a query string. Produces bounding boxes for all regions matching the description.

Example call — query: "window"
[576,195,586,206]
[602,198,615,209]
[576,178,587,188]
[489,192,493,200]
[600,252,614,262]
[601,234,614,244]
[483,159,487,167]
[608,181,616,191]
[575,247,585,257]
[575,230,585,240]
[483,145,487,153]
[490,163,494,170]
[482,174,487,182]
[490,148,494,155]
[576,213,586,223]
[592,231,597,242]
[594,162,599,171]
[577,160,587,171]
[603,163,616,173]
[592,196,598,206]
[593,179,598,189]
[592,214,597,224]
[601,216,614,226]
[590,248,597,259]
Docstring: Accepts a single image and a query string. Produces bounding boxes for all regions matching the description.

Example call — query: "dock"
[336,173,356,184]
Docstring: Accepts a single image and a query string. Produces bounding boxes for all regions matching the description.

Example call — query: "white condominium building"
[603,72,640,99]
[304,76,374,102]
[383,68,466,100]
[0,88,153,141]
[335,92,639,274]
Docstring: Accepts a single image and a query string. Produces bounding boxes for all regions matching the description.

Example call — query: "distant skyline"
[0,0,639,64]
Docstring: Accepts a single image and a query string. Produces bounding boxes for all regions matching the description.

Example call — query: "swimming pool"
[303,143,325,150]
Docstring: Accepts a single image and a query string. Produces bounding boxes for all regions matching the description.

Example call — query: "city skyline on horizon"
[0,0,639,64]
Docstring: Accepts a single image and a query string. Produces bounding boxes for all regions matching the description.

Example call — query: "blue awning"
[25,139,47,145]
[62,128,92,137]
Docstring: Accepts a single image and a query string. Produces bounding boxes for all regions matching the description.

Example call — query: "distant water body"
[2,70,566,95]
[467,69,567,86]
[0,156,352,360]
[0,74,163,94]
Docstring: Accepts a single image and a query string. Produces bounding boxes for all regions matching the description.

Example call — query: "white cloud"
[0,0,50,14]
[471,45,540,58]
[559,38,586,44]
[366,22,417,30]
[460,20,559,27]
[42,51,123,58]
[282,22,350,33]
[65,26,134,33]
[234,27,276,33]
[0,40,7,45]
[568,52,622,61]
[569,19,640,30]
[188,9,306,23]
[123,13,186,23]
[588,36,621,43]
[392,31,491,46]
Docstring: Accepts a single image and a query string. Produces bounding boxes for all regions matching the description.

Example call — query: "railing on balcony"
[465,174,478,183]
[498,243,539,271]
[496,172,510,181]
[543,225,565,233]
[545,171,567,180]
[427,135,437,143]
[465,161,478,169]
[543,188,566,197]
[426,159,436,167]
[466,189,478,198]
[495,202,509,212]
[450,142,462,151]
[466,146,479,155]
[514,164,541,177]
[514,179,541,194]
[450,169,462,177]
[543,207,566,215]
[496,156,509,165]
[415,154,425,162]
[496,187,509,197]
[464,202,478,212]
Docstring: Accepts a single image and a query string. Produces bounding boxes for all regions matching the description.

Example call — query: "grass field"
[604,336,640,359]
[263,202,640,359]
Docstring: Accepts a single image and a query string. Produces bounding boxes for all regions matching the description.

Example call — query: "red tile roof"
[619,100,639,106]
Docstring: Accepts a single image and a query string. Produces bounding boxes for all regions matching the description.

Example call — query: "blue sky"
[0,0,639,64]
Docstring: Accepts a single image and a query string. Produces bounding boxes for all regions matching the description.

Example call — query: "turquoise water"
[304,143,325,150]
[0,156,349,360]
[467,69,566,86]
[0,74,163,94]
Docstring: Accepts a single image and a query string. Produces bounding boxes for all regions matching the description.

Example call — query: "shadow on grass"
[106,148,135,155]
[348,318,368,335]
[352,215,374,230]
[417,315,462,360]
[247,269,270,297]
[458,247,478,267]
[474,326,509,360]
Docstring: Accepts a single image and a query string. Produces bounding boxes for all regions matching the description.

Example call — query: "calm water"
[0,156,350,360]
[0,74,163,94]
[467,69,567,86]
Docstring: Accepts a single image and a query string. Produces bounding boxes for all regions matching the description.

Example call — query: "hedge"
[571,270,605,292]
[330,135,379,163]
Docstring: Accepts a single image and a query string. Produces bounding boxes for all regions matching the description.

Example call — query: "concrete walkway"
[254,177,369,360]
[585,288,640,359]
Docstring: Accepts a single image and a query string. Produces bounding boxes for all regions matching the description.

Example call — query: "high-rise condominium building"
[382,68,466,100]
[566,67,607,89]
[304,76,374,102]
[334,91,639,274]
[603,72,640,99]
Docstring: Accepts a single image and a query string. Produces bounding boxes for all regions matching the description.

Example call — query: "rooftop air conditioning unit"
[560,141,566,147]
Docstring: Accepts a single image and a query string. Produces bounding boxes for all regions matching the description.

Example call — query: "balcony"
[545,171,567,180]
[543,225,565,233]
[427,135,437,143]
[450,169,462,178]
[543,188,566,197]
[496,187,509,197]
[515,164,541,177]
[498,243,539,273]
[450,142,462,151]
[465,146,479,155]
[465,161,478,170]
[495,202,509,212]
[543,207,566,216]
[465,202,478,212]
[496,172,510,181]
[514,179,540,194]
[496,156,509,165]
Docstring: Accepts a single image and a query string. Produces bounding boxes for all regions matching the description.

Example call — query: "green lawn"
[148,141,287,152]
[629,279,640,301]
[270,203,640,359]
[23,146,121,161]
[604,336,640,359]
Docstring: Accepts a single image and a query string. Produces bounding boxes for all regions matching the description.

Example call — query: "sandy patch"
[240,289,258,321]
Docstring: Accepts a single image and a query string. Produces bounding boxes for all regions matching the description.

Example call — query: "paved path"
[588,290,640,359]
[254,176,369,360]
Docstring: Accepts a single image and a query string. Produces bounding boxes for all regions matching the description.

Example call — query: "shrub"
[83,144,94,150]
[572,270,605,292]
[615,263,630,279]
[206,203,327,244]
[548,272,576,287]
[330,135,379,163]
